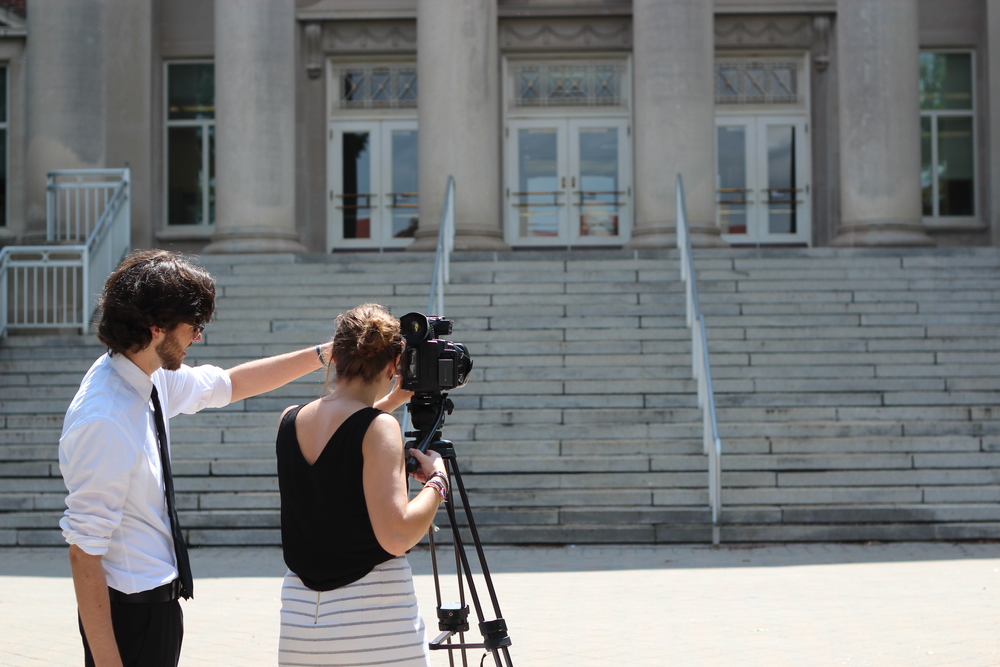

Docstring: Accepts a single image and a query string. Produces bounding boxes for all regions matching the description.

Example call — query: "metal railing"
[48,169,130,242]
[401,176,456,439]
[675,173,724,545]
[1,167,131,338]
[426,175,456,315]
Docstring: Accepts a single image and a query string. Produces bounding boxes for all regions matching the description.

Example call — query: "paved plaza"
[2,542,999,666]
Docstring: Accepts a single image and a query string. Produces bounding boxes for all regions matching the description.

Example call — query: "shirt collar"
[107,352,155,402]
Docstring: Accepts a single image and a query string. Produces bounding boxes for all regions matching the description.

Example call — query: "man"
[58,250,405,667]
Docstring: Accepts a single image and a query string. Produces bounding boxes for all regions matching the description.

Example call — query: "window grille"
[715,62,798,105]
[339,66,417,109]
[512,63,624,107]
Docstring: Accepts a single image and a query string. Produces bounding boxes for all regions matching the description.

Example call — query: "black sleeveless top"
[276,403,395,591]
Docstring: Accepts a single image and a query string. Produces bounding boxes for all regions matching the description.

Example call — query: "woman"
[275,303,448,666]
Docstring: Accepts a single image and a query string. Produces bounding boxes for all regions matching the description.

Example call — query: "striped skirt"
[278,556,431,667]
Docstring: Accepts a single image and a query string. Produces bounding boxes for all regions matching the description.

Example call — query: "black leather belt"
[108,579,181,604]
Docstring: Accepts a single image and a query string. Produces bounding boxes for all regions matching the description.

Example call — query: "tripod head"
[404,391,454,473]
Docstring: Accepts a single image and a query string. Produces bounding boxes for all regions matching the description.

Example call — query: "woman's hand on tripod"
[408,447,446,484]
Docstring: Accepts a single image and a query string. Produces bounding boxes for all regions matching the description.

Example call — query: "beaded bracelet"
[424,478,448,502]
[427,471,449,494]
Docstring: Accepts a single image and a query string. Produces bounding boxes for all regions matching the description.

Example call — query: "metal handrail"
[401,176,456,439]
[426,175,455,315]
[675,173,723,545]
[1,168,130,338]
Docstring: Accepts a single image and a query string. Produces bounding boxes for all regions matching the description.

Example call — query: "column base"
[203,228,308,254]
[831,221,936,247]
[625,221,728,249]
[407,227,510,252]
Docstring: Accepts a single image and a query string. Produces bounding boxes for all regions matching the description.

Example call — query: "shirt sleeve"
[58,418,137,556]
[158,363,233,418]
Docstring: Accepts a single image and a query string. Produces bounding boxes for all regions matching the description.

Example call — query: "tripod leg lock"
[480,618,512,650]
[437,603,470,633]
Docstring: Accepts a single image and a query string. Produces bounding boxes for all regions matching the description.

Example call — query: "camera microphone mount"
[405,391,514,667]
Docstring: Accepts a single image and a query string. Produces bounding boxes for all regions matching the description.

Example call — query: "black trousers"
[79,598,183,667]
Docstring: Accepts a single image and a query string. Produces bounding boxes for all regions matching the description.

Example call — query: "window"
[715,61,799,105]
[165,63,215,225]
[339,66,417,109]
[0,65,7,227]
[920,52,975,220]
[511,63,625,107]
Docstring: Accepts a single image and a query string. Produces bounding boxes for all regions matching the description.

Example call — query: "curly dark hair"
[96,249,216,355]
[327,303,403,387]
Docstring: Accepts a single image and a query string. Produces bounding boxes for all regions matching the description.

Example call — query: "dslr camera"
[399,312,473,394]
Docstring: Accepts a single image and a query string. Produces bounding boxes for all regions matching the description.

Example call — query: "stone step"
[3,248,1000,544]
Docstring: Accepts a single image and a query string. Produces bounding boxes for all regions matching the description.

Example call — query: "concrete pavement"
[2,542,999,666]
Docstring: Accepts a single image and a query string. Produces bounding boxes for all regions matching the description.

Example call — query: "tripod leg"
[441,457,513,666]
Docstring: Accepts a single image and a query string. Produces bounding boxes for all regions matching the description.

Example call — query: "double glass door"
[505,118,630,246]
[329,121,418,250]
[715,116,810,245]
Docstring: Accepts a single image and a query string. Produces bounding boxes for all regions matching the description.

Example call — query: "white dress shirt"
[59,352,232,594]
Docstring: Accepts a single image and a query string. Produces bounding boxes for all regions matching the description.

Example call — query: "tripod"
[405,392,514,667]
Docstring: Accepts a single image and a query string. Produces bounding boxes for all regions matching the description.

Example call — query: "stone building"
[0,0,995,254]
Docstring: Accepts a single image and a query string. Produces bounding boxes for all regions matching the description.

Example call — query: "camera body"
[399,312,473,394]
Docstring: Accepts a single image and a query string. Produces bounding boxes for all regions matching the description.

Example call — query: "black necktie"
[150,385,193,599]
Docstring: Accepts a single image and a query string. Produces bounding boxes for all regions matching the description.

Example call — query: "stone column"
[205,0,306,254]
[413,0,508,251]
[989,0,1000,245]
[627,0,724,248]
[832,0,933,246]
[24,0,106,235]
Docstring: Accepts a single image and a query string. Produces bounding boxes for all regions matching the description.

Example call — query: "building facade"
[0,0,996,254]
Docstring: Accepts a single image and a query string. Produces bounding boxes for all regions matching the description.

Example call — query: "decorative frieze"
[500,18,631,51]
[321,20,416,53]
[715,15,813,49]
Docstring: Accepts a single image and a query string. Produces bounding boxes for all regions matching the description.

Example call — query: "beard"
[155,331,186,371]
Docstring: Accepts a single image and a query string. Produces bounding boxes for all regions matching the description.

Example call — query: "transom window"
[165,62,215,226]
[920,51,975,220]
[511,63,625,108]
[339,66,417,109]
[715,61,799,105]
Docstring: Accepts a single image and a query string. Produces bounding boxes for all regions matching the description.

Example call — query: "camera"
[399,312,473,394]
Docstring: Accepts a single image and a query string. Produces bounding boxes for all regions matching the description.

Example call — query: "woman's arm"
[373,378,413,414]
[362,413,446,556]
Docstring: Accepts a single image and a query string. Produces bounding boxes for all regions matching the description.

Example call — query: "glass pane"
[168,63,214,120]
[921,116,933,216]
[937,116,974,216]
[342,132,371,239]
[716,125,747,234]
[208,126,216,225]
[766,124,796,235]
[390,129,418,238]
[0,67,7,124]
[0,128,6,226]
[920,52,972,111]
[167,127,204,225]
[577,127,619,236]
[517,129,560,237]
[371,70,391,102]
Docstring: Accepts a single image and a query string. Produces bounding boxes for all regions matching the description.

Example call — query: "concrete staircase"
[2,248,999,546]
